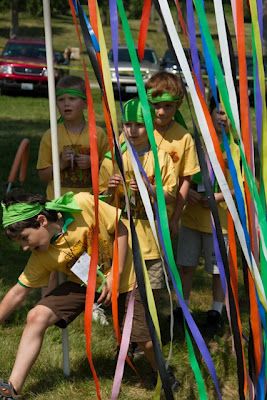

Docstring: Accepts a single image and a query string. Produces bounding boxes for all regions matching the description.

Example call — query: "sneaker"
[205,309,223,336]
[166,366,180,392]
[173,306,184,321]
[92,303,109,326]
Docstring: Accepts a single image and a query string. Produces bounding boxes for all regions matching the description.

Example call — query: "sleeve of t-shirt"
[180,133,200,177]
[36,130,52,170]
[97,126,110,164]
[160,152,177,198]
[18,253,51,288]
[75,192,121,235]
[98,200,121,234]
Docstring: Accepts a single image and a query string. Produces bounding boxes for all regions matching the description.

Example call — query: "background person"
[37,75,108,200]
[176,98,239,333]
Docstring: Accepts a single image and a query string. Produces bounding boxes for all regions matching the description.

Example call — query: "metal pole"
[42,0,70,377]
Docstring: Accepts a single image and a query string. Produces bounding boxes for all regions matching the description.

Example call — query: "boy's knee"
[26,305,55,330]
[180,266,195,276]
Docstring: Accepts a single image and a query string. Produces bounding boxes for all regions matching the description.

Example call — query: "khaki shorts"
[118,289,155,343]
[37,281,87,328]
[176,226,228,274]
[146,259,165,289]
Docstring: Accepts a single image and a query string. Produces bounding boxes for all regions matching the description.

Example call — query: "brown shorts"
[118,288,161,343]
[37,281,87,328]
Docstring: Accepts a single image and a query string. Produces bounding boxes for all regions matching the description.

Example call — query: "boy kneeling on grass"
[0,191,128,399]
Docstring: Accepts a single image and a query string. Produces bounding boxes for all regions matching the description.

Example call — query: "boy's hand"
[75,154,90,169]
[169,211,180,237]
[97,273,113,306]
[201,192,224,208]
[108,174,122,191]
[60,147,75,170]
[129,178,138,192]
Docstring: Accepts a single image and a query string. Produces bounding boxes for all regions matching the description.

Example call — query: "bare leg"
[136,340,157,371]
[9,305,59,393]
[179,266,196,302]
[212,274,225,303]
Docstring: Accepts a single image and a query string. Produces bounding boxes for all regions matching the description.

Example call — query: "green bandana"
[2,192,82,229]
[147,88,182,104]
[123,98,155,123]
[56,88,86,100]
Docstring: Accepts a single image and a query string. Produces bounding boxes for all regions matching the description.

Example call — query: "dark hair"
[2,189,58,239]
[56,75,86,96]
[209,96,217,114]
[146,71,184,106]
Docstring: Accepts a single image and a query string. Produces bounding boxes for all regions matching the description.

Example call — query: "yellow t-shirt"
[99,148,177,292]
[181,142,240,234]
[154,122,200,181]
[18,192,125,291]
[37,124,109,199]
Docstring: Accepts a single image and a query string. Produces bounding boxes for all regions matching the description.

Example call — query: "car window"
[163,48,204,68]
[108,48,157,64]
[143,49,157,64]
[2,43,46,59]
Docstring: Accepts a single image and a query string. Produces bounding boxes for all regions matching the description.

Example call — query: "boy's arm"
[38,166,53,183]
[97,220,128,305]
[0,283,31,323]
[169,175,191,236]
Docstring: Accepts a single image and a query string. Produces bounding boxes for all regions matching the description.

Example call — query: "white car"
[108,46,160,97]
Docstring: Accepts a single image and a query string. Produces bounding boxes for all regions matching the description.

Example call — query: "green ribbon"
[123,97,155,124]
[2,192,82,228]
[147,88,182,103]
[105,141,127,160]
[55,88,86,100]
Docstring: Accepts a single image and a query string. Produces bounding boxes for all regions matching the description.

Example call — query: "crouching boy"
[0,190,128,399]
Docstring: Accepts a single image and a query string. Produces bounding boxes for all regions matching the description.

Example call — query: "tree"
[10,0,19,38]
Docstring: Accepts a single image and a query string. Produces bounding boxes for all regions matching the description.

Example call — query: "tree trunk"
[10,0,19,39]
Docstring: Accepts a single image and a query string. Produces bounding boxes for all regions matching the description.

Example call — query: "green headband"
[123,98,155,124]
[56,88,86,100]
[2,192,82,229]
[147,89,182,104]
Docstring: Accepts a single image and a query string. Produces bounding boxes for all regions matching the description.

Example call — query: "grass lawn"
[0,6,255,400]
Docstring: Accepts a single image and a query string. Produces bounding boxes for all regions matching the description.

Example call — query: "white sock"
[212,301,224,314]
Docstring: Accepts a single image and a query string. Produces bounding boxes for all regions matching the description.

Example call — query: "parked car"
[218,54,267,106]
[0,38,66,95]
[160,48,207,79]
[108,46,160,96]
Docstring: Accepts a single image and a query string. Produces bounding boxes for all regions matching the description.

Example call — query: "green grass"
[0,7,256,400]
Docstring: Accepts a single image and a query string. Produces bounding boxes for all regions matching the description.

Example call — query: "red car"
[0,38,66,95]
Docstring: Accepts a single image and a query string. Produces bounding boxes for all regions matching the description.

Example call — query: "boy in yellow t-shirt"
[37,75,108,200]
[177,98,239,333]
[0,190,128,398]
[146,71,200,234]
[99,98,179,389]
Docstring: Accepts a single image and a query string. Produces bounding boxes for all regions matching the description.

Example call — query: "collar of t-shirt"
[50,212,74,244]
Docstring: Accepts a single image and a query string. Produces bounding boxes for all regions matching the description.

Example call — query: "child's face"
[211,105,229,136]
[15,216,53,252]
[123,122,148,147]
[56,91,86,122]
[152,101,177,129]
